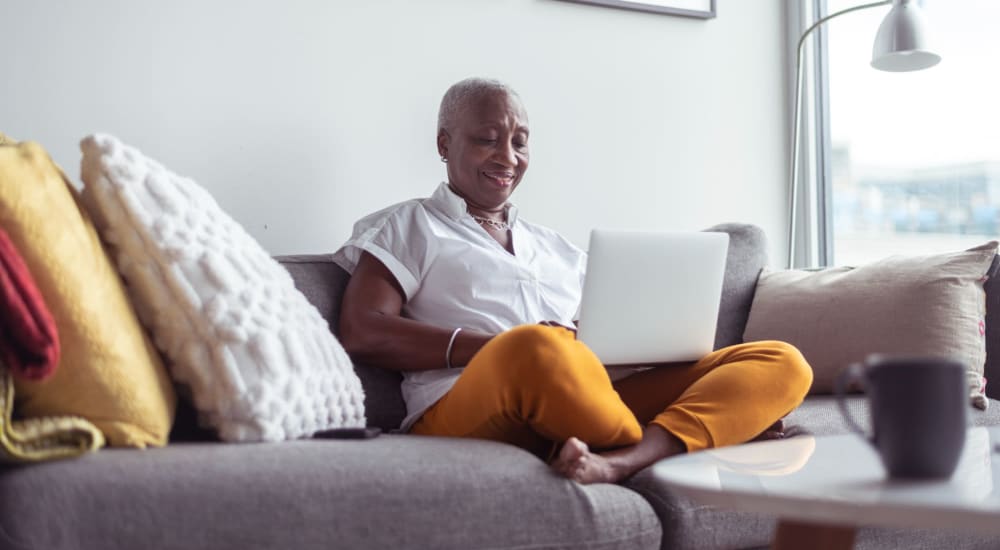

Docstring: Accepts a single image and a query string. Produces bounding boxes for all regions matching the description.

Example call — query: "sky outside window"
[826,0,1000,265]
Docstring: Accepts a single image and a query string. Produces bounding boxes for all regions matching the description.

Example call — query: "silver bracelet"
[445,327,463,369]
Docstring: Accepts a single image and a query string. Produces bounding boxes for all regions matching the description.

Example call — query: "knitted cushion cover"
[79,134,366,442]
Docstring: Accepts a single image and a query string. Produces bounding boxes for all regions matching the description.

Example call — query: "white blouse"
[333,182,586,431]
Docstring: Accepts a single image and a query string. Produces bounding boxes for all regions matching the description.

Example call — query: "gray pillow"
[743,241,998,409]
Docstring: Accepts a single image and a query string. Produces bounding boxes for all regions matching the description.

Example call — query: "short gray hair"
[437,77,522,133]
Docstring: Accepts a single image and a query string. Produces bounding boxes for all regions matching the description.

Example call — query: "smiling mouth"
[483,171,515,187]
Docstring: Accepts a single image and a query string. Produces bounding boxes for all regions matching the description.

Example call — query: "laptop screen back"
[575,230,729,365]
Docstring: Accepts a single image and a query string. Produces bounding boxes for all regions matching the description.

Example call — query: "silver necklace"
[469,213,511,232]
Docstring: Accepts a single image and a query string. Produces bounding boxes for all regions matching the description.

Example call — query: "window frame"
[792,0,852,268]
[815,0,835,267]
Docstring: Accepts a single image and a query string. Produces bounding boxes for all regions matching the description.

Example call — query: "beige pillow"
[744,242,997,408]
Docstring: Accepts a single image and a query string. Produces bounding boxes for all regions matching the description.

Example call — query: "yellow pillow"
[0,132,17,145]
[0,141,175,447]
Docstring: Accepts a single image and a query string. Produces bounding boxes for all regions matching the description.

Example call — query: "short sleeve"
[332,202,435,300]
[572,250,587,321]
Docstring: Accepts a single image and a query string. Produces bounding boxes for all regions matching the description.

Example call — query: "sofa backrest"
[171,231,1000,438]
[275,223,769,431]
[704,223,769,350]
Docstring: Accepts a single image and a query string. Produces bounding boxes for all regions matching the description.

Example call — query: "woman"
[333,77,812,484]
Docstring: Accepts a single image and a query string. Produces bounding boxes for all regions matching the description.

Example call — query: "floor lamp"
[787,0,941,269]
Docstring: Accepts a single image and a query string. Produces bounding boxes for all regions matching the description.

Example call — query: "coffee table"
[652,427,999,549]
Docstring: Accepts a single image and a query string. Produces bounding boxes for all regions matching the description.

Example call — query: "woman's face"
[438,91,530,211]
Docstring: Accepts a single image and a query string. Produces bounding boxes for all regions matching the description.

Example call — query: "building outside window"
[824,0,1000,266]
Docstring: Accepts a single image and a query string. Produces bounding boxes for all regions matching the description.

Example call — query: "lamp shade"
[871,0,941,71]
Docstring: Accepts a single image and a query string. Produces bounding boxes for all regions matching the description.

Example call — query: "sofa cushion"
[79,134,366,442]
[744,242,997,408]
[0,140,175,447]
[783,395,1000,437]
[0,435,661,550]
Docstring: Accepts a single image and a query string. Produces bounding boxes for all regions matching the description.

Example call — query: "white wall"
[0,0,789,262]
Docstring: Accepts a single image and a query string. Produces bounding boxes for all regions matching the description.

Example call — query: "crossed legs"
[553,341,813,482]
[410,325,813,483]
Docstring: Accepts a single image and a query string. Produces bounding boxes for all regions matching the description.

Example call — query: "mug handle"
[834,363,869,438]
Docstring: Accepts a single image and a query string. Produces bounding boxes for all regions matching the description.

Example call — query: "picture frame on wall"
[560,0,715,19]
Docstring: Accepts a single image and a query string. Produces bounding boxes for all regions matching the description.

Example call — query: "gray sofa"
[2,223,1000,550]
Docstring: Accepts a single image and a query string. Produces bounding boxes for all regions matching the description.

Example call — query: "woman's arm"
[338,251,494,371]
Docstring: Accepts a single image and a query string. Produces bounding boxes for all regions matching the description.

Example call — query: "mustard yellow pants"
[411,325,813,457]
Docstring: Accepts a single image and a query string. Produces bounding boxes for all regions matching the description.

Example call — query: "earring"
[440,157,448,163]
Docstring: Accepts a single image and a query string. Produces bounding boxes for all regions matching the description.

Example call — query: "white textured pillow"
[78,134,366,442]
[744,242,997,410]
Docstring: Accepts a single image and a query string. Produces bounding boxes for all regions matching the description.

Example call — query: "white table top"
[651,427,1000,533]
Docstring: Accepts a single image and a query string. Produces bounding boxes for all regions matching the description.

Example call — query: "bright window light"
[827,0,1000,265]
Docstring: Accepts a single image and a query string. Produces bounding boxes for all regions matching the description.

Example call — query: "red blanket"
[0,227,59,380]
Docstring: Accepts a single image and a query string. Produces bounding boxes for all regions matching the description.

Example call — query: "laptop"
[575,230,729,365]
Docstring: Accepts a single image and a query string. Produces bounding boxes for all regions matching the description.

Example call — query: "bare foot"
[551,437,624,484]
[552,426,686,485]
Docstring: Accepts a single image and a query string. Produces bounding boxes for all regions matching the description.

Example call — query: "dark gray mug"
[834,354,968,479]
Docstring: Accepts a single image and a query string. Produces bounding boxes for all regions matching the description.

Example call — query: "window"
[824,0,1000,266]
